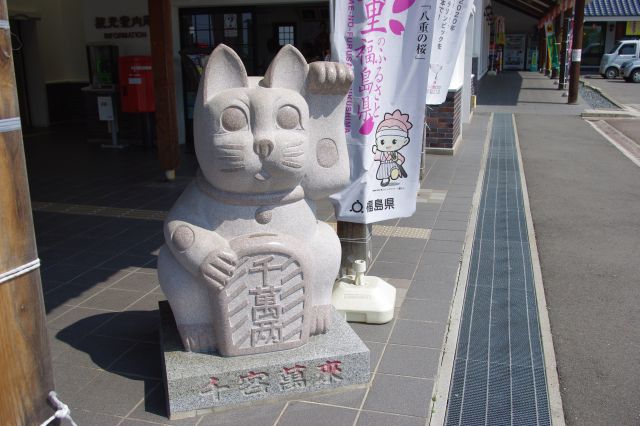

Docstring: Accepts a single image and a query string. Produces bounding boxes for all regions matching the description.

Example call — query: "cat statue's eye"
[276,105,301,130]
[221,107,248,132]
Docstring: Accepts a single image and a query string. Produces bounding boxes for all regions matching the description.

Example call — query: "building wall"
[8,0,87,83]
[473,0,490,79]
[83,0,151,57]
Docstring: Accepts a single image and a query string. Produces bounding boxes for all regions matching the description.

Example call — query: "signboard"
[331,0,473,223]
[224,14,238,38]
[426,0,475,104]
[545,22,559,70]
[627,21,640,36]
[97,96,114,121]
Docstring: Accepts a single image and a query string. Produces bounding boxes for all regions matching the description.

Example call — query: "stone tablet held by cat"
[157,44,353,356]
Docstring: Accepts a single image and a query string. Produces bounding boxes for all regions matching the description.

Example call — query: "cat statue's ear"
[202,44,249,102]
[263,44,309,92]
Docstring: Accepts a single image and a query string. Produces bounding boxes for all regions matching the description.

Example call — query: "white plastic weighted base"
[332,260,396,324]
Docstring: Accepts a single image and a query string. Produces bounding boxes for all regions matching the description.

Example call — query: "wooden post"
[559,8,573,90]
[149,0,180,179]
[568,0,585,104]
[538,27,546,72]
[0,1,56,424]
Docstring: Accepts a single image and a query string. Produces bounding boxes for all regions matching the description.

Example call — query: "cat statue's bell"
[332,260,395,324]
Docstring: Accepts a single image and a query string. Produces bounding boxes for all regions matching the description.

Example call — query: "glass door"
[179,8,255,148]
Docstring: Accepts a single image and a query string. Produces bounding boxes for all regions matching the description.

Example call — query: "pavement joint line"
[32,202,432,239]
[512,114,566,426]
[428,113,493,426]
[272,400,290,426]
[585,120,640,168]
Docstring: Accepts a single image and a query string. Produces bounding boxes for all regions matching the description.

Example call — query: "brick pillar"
[423,87,462,155]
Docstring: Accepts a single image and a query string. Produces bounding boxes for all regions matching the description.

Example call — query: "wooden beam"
[494,0,545,19]
[0,1,56,423]
[149,0,180,176]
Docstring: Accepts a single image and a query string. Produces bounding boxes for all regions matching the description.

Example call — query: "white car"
[622,59,640,83]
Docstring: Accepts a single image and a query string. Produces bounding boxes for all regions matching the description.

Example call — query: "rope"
[40,391,77,426]
[0,258,40,285]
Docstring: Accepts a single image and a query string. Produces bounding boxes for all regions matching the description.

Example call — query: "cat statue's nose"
[254,139,274,159]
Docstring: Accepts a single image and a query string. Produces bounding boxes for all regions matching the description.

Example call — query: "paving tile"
[277,401,358,426]
[80,288,143,311]
[48,307,113,340]
[45,302,73,321]
[52,362,100,402]
[432,219,468,231]
[405,278,457,302]
[198,401,285,426]
[368,261,416,280]
[127,292,165,311]
[356,410,426,426]
[350,320,395,343]
[45,283,104,307]
[417,252,461,269]
[68,268,131,289]
[398,299,451,323]
[126,383,199,425]
[59,251,115,268]
[110,271,160,293]
[378,345,440,379]
[389,320,445,349]
[383,278,411,290]
[424,239,465,254]
[378,248,423,264]
[366,341,385,372]
[363,374,433,417]
[93,311,159,343]
[429,229,467,242]
[110,343,162,379]
[41,264,91,284]
[299,385,367,408]
[383,237,428,253]
[56,335,135,370]
[100,255,156,272]
[71,371,146,417]
[69,409,122,426]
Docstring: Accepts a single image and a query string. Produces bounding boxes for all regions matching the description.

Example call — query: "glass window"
[608,41,621,54]
[619,44,636,55]
[277,25,295,46]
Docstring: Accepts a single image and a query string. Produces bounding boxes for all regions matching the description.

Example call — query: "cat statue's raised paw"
[157,44,353,356]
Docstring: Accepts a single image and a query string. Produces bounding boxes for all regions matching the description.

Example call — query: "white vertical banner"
[426,0,475,104]
[330,0,437,223]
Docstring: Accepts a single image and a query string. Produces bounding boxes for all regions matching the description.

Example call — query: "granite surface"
[159,301,370,419]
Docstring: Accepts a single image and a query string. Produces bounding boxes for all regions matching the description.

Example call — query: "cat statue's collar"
[196,171,305,206]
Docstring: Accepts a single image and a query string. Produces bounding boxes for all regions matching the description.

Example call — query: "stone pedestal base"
[159,302,370,419]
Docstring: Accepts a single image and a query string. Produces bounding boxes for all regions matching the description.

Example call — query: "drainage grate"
[445,113,551,426]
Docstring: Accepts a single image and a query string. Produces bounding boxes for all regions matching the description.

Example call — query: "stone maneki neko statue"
[158,44,354,357]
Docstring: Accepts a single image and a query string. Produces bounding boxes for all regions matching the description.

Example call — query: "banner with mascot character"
[331,0,473,222]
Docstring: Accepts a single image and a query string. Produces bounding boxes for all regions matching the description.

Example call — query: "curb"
[428,113,493,425]
[579,79,640,119]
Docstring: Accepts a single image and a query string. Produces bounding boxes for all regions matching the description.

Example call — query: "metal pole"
[568,0,585,104]
[559,8,573,90]
[0,1,56,422]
